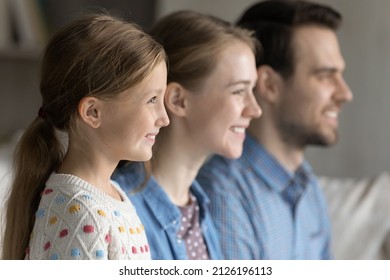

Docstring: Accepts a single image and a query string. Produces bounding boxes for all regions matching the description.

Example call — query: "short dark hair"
[237,0,342,78]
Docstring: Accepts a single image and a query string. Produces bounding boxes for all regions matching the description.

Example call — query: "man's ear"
[78,96,101,128]
[164,82,187,117]
[256,65,283,103]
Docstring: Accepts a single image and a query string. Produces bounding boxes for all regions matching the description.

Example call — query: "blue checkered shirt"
[197,134,332,260]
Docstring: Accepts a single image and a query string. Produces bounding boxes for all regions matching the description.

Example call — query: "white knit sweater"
[27,173,151,260]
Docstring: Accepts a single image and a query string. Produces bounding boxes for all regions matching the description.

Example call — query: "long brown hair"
[2,12,166,259]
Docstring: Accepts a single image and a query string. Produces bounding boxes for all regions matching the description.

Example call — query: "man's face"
[275,25,353,148]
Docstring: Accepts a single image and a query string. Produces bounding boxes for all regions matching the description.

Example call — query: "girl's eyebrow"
[145,88,165,95]
[226,80,254,87]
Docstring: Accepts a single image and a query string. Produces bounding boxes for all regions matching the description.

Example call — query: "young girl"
[2,13,169,260]
[112,10,262,259]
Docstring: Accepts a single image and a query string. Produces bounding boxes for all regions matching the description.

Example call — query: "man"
[197,0,353,259]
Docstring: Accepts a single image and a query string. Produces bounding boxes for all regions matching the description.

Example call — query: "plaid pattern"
[197,134,332,259]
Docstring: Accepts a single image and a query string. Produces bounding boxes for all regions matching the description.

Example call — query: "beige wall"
[156,0,390,179]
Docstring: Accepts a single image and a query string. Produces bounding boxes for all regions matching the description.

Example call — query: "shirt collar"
[140,176,181,230]
[140,174,210,230]
[242,134,316,193]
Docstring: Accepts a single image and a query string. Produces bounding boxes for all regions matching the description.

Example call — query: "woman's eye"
[147,96,157,104]
[232,89,245,95]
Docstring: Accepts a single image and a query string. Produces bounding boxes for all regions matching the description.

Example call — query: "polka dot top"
[26,173,151,260]
[177,193,209,260]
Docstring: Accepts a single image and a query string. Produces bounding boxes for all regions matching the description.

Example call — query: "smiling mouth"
[145,133,157,143]
[230,126,246,134]
[325,111,338,119]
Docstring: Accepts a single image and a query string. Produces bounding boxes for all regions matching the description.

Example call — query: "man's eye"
[317,72,334,81]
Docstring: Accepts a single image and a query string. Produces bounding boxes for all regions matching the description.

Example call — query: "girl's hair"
[2,13,166,259]
[150,10,260,91]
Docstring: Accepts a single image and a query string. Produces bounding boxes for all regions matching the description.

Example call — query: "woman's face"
[185,41,261,159]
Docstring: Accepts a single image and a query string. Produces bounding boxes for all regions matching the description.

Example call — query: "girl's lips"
[145,133,158,143]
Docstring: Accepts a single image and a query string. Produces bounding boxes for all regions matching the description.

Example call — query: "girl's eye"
[232,89,245,95]
[147,96,157,104]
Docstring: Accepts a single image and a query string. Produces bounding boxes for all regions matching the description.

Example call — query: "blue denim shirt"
[196,134,332,260]
[112,162,223,260]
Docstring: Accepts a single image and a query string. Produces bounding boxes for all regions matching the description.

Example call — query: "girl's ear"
[164,82,188,117]
[77,97,101,128]
[256,65,284,103]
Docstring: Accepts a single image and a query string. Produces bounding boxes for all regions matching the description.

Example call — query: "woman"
[113,10,262,259]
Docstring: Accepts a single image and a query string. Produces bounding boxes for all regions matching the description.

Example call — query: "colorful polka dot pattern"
[26,174,151,260]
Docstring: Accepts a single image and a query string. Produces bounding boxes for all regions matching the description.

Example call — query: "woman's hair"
[150,10,260,91]
[2,12,166,259]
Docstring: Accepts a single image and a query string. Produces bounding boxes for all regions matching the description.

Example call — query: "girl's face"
[99,62,170,161]
[185,41,261,159]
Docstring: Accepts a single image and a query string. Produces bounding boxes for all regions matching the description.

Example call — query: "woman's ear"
[164,82,188,117]
[256,65,283,103]
[78,97,101,128]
